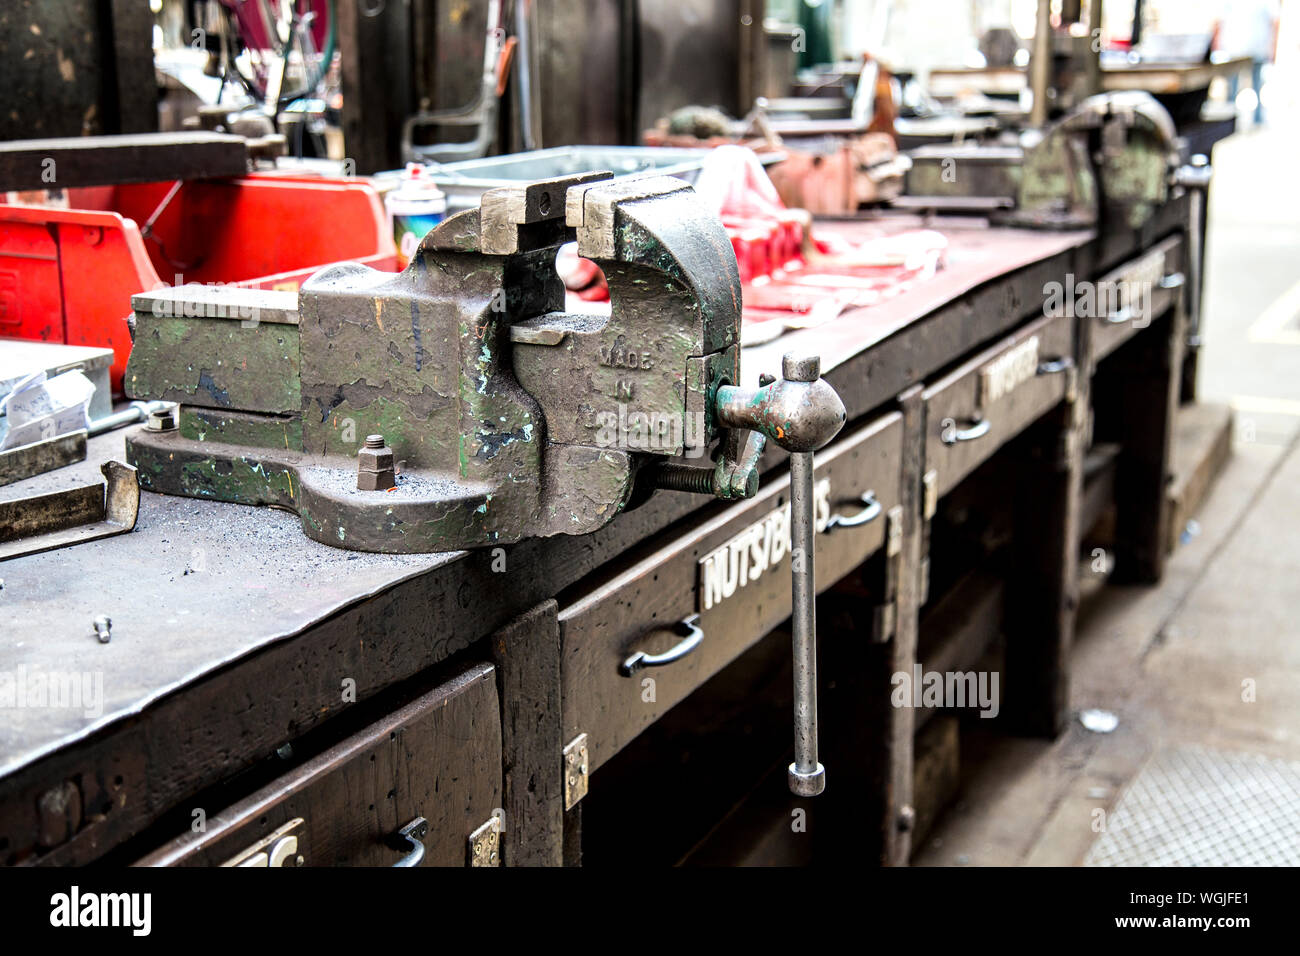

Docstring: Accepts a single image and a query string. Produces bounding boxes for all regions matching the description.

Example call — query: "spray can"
[385,163,447,268]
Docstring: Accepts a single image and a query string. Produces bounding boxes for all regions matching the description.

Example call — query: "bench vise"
[124,173,846,554]
[905,91,1188,231]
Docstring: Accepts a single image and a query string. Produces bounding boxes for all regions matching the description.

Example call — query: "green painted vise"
[124,173,844,553]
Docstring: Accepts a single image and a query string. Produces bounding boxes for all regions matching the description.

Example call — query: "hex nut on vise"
[146,404,178,431]
[356,435,396,491]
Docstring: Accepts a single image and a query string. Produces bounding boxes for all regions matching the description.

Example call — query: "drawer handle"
[1036,356,1074,375]
[825,491,881,531]
[620,614,704,676]
[391,817,428,867]
[940,416,991,445]
[1160,271,1186,289]
[1103,307,1133,325]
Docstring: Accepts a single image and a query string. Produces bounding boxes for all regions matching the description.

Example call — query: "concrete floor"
[913,112,1300,867]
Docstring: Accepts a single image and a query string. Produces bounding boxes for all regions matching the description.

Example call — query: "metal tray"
[383,145,775,214]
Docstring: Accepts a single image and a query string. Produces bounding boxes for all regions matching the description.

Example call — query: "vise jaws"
[124,173,846,554]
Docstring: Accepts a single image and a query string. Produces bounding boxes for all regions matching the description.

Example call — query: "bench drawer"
[136,664,503,867]
[924,310,1075,499]
[1089,234,1185,362]
[559,411,905,780]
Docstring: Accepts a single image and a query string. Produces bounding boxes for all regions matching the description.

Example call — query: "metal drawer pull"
[391,817,428,867]
[620,614,704,676]
[1036,356,1074,375]
[940,416,991,445]
[825,491,881,531]
[1103,274,1182,326]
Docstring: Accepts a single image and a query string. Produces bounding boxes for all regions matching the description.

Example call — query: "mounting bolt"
[146,404,179,431]
[357,434,396,491]
[897,804,916,833]
[92,615,112,644]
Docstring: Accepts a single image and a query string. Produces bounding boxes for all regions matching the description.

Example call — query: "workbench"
[0,193,1192,867]
[927,56,1255,98]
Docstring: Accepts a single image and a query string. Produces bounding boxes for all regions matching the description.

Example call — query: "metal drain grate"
[1085,745,1300,866]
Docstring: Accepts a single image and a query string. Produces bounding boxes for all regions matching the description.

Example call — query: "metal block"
[0,460,139,561]
[0,431,86,487]
[125,286,300,414]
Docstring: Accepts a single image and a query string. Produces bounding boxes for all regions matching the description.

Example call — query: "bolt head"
[146,405,179,431]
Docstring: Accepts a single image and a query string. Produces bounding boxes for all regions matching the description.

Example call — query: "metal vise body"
[905,91,1184,231]
[124,174,747,553]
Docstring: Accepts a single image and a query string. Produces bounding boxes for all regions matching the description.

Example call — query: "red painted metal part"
[219,0,331,55]
[0,175,397,393]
